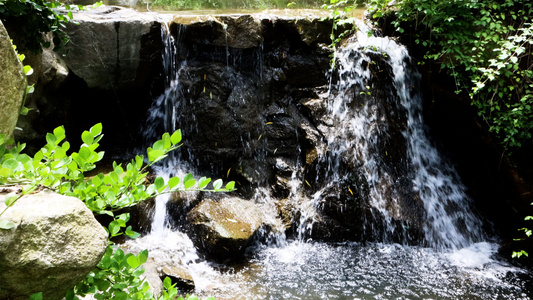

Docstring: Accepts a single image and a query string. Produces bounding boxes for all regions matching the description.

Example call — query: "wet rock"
[161,265,195,292]
[0,190,108,300]
[174,14,262,49]
[139,258,195,295]
[142,258,164,296]
[186,196,266,262]
[0,20,26,138]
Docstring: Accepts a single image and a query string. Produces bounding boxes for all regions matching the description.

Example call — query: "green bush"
[0,0,77,52]
[368,0,533,151]
[0,125,231,298]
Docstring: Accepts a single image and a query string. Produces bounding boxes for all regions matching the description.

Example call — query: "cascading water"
[127,16,532,299]
[306,20,487,249]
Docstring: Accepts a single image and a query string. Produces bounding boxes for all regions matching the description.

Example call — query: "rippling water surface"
[203,242,532,300]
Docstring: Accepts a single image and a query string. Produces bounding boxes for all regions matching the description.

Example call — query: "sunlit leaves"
[1,124,231,299]
[0,125,235,226]
[368,0,533,150]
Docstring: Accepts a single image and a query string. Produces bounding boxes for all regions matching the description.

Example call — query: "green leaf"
[65,289,75,300]
[81,130,94,145]
[105,190,116,202]
[168,177,180,189]
[4,193,18,207]
[20,106,31,116]
[90,123,103,137]
[146,184,156,195]
[46,132,57,145]
[198,177,211,189]
[118,213,130,222]
[92,175,102,187]
[153,140,165,151]
[0,220,15,230]
[138,250,148,265]
[162,132,171,149]
[170,129,182,145]
[213,179,223,190]
[29,292,43,300]
[23,65,33,75]
[163,276,174,289]
[0,167,11,178]
[135,155,143,169]
[184,178,196,189]
[78,146,91,160]
[3,158,19,171]
[53,126,66,142]
[154,176,165,193]
[113,247,125,261]
[183,173,193,184]
[113,291,128,300]
[109,220,121,236]
[225,181,236,191]
[125,229,141,239]
[147,148,166,163]
[126,255,141,268]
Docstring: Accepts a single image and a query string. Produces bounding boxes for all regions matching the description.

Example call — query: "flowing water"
[126,18,533,299]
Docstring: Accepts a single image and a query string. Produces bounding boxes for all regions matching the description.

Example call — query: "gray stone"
[0,20,26,138]
[41,46,69,88]
[161,265,195,292]
[0,190,108,300]
[62,6,161,89]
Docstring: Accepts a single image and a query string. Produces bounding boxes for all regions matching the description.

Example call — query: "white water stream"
[125,18,532,299]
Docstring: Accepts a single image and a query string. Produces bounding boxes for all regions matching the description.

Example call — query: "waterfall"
[123,15,532,299]
[295,20,486,249]
[141,16,487,250]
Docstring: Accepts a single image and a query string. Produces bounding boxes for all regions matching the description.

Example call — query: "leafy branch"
[0,124,235,231]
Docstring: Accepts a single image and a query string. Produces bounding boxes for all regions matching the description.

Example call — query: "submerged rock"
[186,196,266,262]
[0,190,108,300]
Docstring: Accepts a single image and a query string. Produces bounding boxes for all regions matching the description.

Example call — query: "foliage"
[322,0,360,67]
[69,247,153,299]
[0,124,235,228]
[69,245,217,300]
[368,0,533,151]
[0,125,232,298]
[12,42,34,116]
[0,0,81,52]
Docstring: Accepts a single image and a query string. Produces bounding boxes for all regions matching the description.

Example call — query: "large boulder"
[0,190,108,300]
[0,20,26,138]
[62,6,162,90]
[186,196,267,262]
